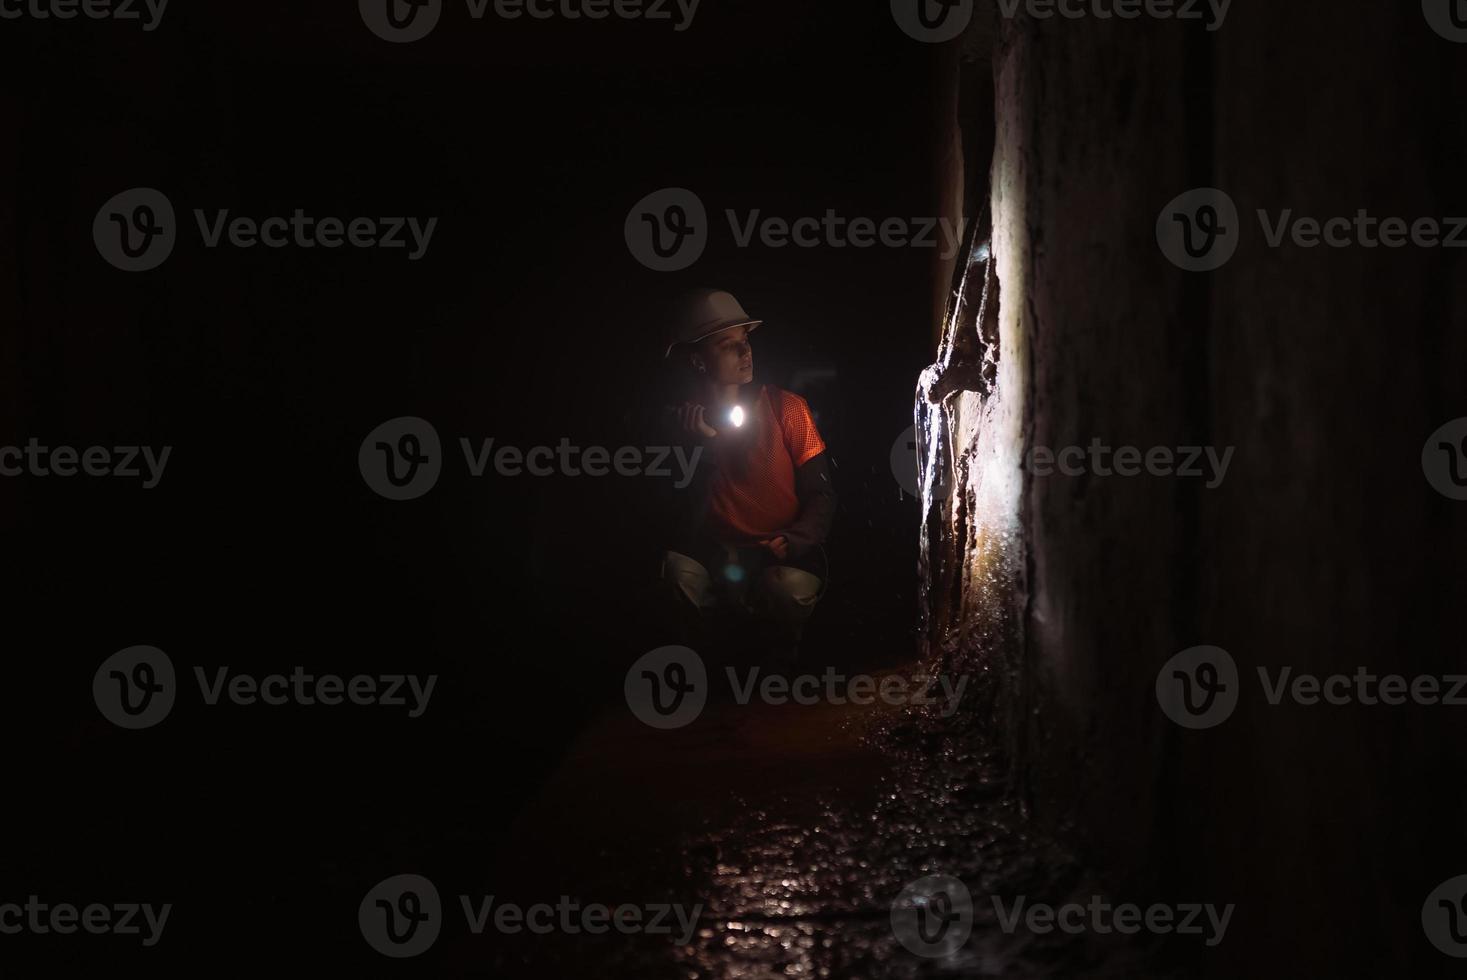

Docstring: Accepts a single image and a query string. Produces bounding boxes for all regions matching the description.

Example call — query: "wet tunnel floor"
[440,664,1175,979]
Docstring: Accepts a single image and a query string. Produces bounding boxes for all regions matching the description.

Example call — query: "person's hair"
[663,343,705,401]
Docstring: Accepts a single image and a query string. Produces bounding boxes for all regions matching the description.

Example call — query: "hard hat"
[663,288,763,358]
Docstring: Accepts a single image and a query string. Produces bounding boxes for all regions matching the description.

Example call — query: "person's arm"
[655,400,721,557]
[778,451,836,559]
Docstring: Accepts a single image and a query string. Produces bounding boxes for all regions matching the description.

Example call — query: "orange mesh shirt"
[706,385,826,545]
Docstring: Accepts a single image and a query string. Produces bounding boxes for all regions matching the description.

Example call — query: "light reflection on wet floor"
[669,722,1071,979]
[483,689,1176,979]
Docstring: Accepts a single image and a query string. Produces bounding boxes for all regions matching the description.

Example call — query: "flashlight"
[728,405,746,429]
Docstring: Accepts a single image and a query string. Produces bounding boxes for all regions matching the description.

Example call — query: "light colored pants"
[661,549,823,628]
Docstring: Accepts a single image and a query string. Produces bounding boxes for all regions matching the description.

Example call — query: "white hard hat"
[663,288,763,358]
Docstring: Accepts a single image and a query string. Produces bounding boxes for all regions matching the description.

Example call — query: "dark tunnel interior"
[2,1,1466,977]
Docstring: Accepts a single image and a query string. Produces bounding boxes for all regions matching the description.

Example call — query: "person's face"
[692,325,754,385]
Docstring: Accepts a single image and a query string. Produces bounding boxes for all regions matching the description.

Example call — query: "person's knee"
[759,565,822,624]
[661,550,714,611]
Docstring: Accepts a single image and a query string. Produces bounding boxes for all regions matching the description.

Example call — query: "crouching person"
[656,288,836,671]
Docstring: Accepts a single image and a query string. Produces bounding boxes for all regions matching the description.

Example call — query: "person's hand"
[759,536,789,560]
[672,402,719,439]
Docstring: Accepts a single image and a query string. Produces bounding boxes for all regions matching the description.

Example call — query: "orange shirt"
[706,385,826,544]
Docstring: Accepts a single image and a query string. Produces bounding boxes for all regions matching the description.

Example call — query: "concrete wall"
[974,7,1467,975]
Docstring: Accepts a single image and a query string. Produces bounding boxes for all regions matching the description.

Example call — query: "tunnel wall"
[981,7,1467,976]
